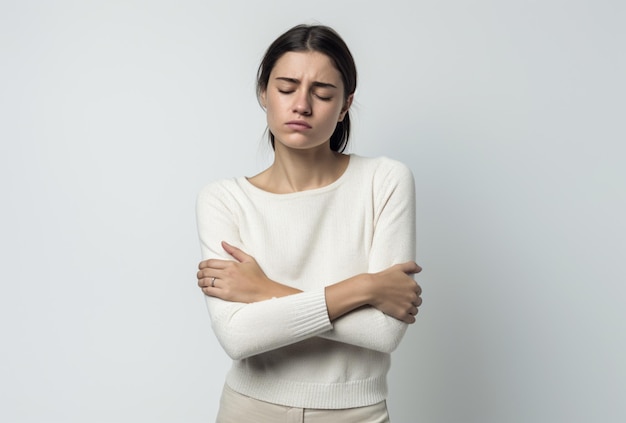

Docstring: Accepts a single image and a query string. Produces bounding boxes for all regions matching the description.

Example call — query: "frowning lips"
[285,120,312,129]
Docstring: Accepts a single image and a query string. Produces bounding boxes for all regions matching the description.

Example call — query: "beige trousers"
[216,384,390,423]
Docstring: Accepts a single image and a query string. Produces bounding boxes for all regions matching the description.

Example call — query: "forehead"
[270,51,342,85]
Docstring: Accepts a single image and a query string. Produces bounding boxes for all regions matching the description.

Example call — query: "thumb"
[399,261,422,275]
[221,241,251,263]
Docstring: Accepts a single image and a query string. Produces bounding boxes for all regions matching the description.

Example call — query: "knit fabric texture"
[196,154,416,409]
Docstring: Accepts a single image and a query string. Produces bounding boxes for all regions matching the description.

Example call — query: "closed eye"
[278,89,331,101]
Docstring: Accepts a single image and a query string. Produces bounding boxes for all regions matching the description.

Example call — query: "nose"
[292,91,312,116]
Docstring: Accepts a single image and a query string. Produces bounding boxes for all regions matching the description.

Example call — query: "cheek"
[324,105,344,124]
[264,104,282,130]
[265,94,285,116]
[266,102,280,120]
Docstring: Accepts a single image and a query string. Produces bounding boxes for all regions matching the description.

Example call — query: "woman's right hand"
[368,262,422,323]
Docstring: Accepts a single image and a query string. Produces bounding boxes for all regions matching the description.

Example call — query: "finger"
[198,276,210,288]
[201,286,220,297]
[222,241,252,263]
[403,307,418,324]
[398,261,422,275]
[199,258,231,270]
[198,276,220,289]
[409,262,422,274]
[197,269,219,280]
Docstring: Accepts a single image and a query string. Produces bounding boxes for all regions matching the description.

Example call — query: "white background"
[1,1,625,422]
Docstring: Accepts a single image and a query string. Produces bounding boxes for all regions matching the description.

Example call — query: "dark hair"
[256,24,357,153]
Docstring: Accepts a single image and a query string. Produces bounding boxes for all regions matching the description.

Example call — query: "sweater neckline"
[240,154,357,198]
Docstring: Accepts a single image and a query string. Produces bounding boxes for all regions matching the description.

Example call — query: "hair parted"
[256,24,357,153]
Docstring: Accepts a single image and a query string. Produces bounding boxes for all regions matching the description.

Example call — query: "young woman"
[196,24,422,423]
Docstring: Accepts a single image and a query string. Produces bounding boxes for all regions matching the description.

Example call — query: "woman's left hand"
[197,241,298,303]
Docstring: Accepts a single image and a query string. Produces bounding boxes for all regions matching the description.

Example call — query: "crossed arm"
[196,242,421,359]
[195,162,422,359]
[198,240,422,323]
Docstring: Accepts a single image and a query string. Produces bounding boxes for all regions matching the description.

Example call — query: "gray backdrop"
[1,1,624,422]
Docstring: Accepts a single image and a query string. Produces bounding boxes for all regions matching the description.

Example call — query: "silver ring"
[211,277,216,288]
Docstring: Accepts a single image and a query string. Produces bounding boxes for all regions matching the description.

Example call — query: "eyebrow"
[275,77,338,89]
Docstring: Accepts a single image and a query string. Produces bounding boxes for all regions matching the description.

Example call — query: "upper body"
[196,154,416,408]
[195,24,422,411]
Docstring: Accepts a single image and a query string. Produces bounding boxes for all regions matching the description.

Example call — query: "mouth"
[285,120,312,130]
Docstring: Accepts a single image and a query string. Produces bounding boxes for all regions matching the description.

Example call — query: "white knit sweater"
[196,154,416,409]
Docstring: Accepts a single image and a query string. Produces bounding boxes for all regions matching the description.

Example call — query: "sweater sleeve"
[317,159,417,353]
[196,181,333,360]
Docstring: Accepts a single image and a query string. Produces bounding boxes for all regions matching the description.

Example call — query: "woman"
[196,24,422,422]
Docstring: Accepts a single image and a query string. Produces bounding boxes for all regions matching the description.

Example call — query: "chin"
[277,142,330,152]
[274,135,330,151]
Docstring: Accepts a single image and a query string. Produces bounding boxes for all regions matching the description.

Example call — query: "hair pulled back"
[256,24,357,153]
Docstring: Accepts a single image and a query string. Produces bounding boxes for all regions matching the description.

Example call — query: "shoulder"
[198,177,240,197]
[350,155,414,185]
[348,156,415,207]
[196,177,247,210]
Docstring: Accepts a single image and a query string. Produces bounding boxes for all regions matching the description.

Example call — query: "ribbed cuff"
[283,288,333,338]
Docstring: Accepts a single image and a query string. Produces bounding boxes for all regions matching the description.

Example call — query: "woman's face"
[260,51,353,152]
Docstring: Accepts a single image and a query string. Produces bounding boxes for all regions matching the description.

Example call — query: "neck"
[264,144,349,193]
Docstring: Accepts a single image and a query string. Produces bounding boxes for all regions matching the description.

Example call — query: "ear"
[338,93,354,122]
[260,90,267,109]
